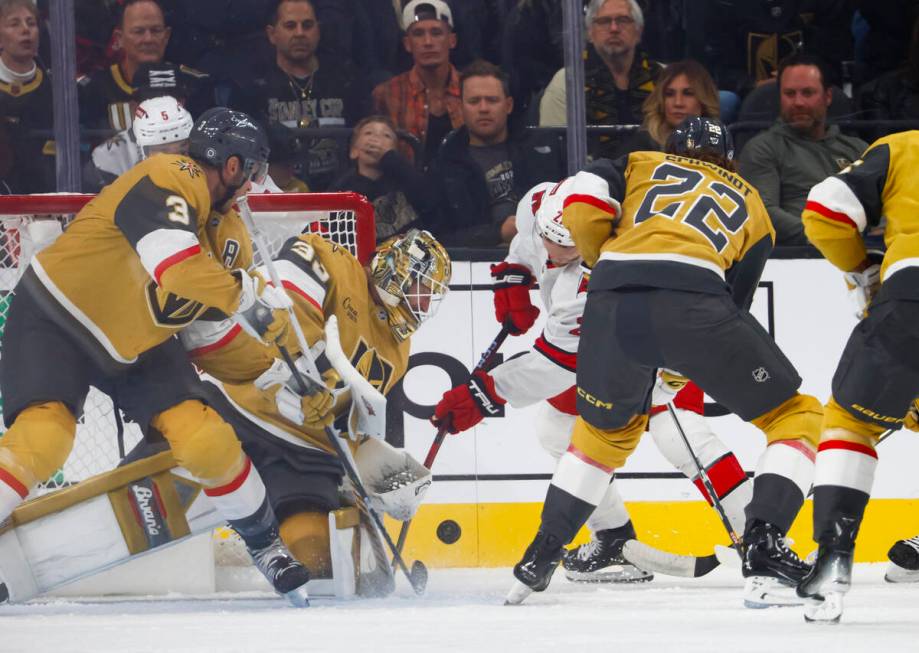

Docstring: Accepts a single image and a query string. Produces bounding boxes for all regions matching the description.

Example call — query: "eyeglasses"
[591,15,635,29]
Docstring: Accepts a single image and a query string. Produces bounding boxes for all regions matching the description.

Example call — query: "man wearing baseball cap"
[372,0,463,168]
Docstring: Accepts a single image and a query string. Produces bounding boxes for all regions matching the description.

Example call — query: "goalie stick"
[392,326,510,566]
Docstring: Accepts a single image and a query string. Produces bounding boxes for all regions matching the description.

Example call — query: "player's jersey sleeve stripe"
[564,193,617,215]
[140,235,202,285]
[0,467,29,498]
[266,259,327,310]
[534,334,577,372]
[282,279,322,312]
[114,175,199,248]
[804,176,867,232]
[186,323,242,358]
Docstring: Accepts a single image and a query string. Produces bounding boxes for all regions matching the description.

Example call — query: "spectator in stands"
[0,0,53,193]
[538,0,663,159]
[78,0,172,131]
[857,15,919,142]
[372,0,464,168]
[229,0,370,191]
[430,60,565,247]
[613,59,720,156]
[265,123,310,192]
[330,115,438,241]
[739,53,867,246]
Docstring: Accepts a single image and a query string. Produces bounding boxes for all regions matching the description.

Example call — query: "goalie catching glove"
[354,438,432,521]
[432,370,505,434]
[650,368,690,407]
[233,269,293,344]
[255,356,342,427]
[491,261,539,335]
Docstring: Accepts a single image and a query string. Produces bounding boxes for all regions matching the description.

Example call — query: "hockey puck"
[436,519,461,544]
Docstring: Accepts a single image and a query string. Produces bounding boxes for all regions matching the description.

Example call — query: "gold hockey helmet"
[370,229,451,341]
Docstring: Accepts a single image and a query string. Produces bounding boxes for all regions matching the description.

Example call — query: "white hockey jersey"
[491,183,588,415]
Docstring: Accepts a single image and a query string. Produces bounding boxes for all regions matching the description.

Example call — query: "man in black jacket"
[430,60,566,247]
[228,0,370,190]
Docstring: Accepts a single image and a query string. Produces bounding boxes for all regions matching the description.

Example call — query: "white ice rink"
[2,564,918,653]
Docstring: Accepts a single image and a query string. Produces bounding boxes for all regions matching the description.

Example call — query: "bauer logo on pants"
[129,479,171,548]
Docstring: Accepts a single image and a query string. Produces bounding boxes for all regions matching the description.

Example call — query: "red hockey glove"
[432,370,506,434]
[491,261,539,335]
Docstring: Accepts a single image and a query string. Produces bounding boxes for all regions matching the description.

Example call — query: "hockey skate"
[797,546,853,624]
[563,530,653,583]
[885,535,919,583]
[742,521,811,608]
[248,535,311,607]
[505,531,564,605]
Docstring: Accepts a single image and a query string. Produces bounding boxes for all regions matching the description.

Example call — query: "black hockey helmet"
[665,116,734,161]
[188,107,270,183]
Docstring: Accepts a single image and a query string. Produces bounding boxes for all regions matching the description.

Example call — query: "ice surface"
[2,564,918,653]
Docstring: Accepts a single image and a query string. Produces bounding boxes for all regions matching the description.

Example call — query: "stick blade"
[622,539,720,578]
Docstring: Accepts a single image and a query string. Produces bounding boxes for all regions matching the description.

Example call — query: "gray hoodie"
[739,121,867,245]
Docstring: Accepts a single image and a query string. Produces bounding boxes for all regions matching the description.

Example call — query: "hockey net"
[0,192,376,493]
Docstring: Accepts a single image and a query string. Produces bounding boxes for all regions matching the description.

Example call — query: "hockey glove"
[491,261,539,335]
[255,357,342,426]
[432,370,505,434]
[904,399,919,432]
[650,368,690,407]
[233,269,293,345]
[843,253,882,320]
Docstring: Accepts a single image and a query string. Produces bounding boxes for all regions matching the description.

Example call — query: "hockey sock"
[541,446,615,543]
[812,438,877,549]
[0,467,27,520]
[745,440,815,533]
[203,457,276,549]
[586,478,632,533]
[691,453,751,534]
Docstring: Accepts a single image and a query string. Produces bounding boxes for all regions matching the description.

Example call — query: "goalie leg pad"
[0,401,76,491]
[151,400,244,485]
[280,511,332,578]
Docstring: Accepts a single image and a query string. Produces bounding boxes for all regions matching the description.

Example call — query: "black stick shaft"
[667,403,744,558]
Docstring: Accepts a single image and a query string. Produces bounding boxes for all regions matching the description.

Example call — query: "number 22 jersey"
[564,151,775,309]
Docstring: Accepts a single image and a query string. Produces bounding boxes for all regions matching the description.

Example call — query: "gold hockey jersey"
[802,131,919,300]
[27,154,245,366]
[188,235,410,455]
[563,152,775,308]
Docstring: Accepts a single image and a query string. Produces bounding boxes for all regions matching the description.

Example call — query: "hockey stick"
[391,326,511,564]
[666,402,744,560]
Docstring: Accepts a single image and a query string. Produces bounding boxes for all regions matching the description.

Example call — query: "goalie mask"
[370,229,451,341]
[132,96,193,158]
[532,178,576,247]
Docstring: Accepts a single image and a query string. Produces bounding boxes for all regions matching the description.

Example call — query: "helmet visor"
[243,158,269,185]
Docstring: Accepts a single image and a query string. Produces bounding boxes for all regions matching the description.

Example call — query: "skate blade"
[564,566,653,584]
[803,592,843,623]
[504,579,533,606]
[884,563,919,583]
[283,585,311,608]
[743,576,804,608]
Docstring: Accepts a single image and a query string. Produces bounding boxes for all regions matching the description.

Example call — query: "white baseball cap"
[402,0,453,30]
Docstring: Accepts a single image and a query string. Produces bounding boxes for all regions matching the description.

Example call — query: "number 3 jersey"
[564,151,775,309]
[23,154,248,366]
[490,184,587,415]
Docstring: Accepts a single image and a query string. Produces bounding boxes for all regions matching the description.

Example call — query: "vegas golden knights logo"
[145,280,206,326]
[350,338,394,393]
[747,31,802,81]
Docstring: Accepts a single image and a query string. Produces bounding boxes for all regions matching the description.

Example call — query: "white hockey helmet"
[534,177,576,247]
[132,96,193,155]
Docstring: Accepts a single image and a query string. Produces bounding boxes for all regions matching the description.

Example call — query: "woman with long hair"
[614,59,720,156]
